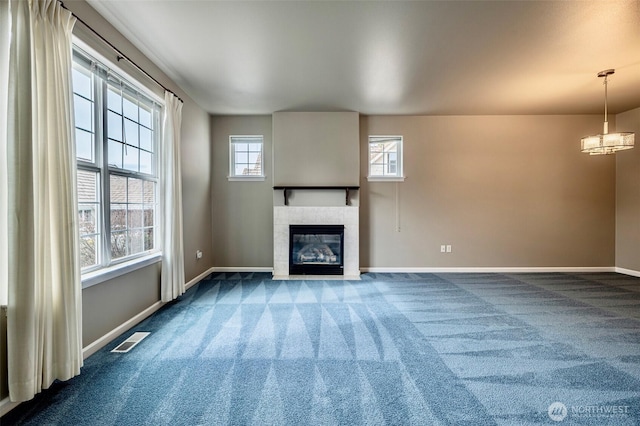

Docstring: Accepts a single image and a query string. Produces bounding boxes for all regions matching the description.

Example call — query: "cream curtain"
[160,91,185,302]
[1,0,11,307]
[6,0,82,402]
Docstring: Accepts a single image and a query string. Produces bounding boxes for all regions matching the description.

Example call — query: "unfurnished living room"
[1,0,639,425]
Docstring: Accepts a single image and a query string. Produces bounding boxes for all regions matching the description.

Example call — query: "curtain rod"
[59,1,184,104]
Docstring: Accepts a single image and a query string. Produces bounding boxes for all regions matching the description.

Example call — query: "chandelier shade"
[581,69,635,155]
[581,132,635,155]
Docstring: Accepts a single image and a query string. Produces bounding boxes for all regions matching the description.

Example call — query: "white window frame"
[228,135,265,181]
[368,135,405,181]
[72,42,163,288]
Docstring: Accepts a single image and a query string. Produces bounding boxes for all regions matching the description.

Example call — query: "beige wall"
[360,115,616,268]
[181,100,214,279]
[273,112,360,186]
[615,107,640,272]
[210,113,617,270]
[82,264,160,345]
[211,116,274,268]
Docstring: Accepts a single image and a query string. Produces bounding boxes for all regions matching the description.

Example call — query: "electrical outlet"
[196,250,203,259]
[446,245,452,253]
[440,245,446,253]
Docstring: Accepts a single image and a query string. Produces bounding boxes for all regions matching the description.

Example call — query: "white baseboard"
[185,267,216,290]
[208,266,635,276]
[207,266,640,277]
[0,398,21,418]
[615,267,640,278]
[360,266,617,274]
[82,301,164,359]
[211,267,274,273]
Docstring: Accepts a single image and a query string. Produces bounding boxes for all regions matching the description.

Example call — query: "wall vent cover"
[111,332,150,353]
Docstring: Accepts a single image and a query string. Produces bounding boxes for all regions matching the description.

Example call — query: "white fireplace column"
[273,206,359,278]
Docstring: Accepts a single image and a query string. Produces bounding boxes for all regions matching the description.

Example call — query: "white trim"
[211,267,274,273]
[615,267,640,278]
[367,176,405,182]
[368,135,404,179]
[185,267,216,290]
[82,301,164,359]
[227,176,266,182]
[82,253,162,288]
[205,266,638,276]
[74,41,164,288]
[0,398,21,418]
[229,135,265,179]
[360,266,617,274]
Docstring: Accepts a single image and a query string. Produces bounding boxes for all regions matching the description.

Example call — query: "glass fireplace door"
[289,225,344,275]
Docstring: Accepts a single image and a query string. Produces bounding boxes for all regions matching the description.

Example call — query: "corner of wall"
[615,107,640,273]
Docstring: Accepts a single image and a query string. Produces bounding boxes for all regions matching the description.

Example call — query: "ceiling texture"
[86,0,640,116]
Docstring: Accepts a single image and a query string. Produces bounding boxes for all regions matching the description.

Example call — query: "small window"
[368,136,404,181]
[229,135,265,180]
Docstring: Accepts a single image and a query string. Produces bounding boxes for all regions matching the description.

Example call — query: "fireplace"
[289,225,344,275]
[273,206,359,278]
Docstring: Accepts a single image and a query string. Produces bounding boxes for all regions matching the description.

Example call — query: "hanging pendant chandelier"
[580,69,634,155]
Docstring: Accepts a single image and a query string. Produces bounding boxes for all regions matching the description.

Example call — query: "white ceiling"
[86,0,640,116]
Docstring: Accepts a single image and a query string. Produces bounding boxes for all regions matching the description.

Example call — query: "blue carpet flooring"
[3,272,640,425]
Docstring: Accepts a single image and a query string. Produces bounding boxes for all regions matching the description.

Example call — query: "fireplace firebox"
[289,225,344,275]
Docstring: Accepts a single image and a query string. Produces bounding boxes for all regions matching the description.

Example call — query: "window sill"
[227,176,266,182]
[367,176,405,182]
[81,252,162,289]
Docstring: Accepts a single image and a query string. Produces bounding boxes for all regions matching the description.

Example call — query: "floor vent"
[111,332,150,353]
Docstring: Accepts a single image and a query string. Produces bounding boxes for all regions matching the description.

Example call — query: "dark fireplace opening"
[289,225,344,275]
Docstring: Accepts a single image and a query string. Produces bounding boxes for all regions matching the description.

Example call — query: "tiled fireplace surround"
[273,206,360,278]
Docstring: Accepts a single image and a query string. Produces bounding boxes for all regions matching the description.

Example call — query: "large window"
[229,135,264,180]
[368,135,404,180]
[72,48,161,274]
